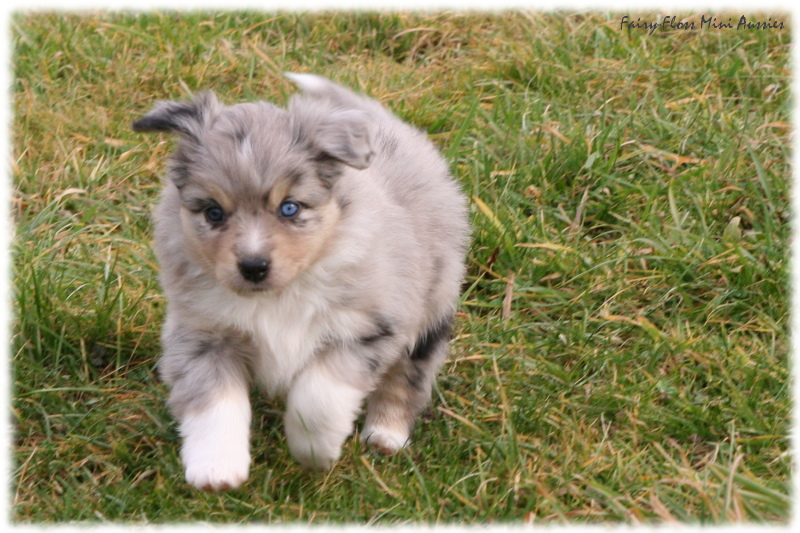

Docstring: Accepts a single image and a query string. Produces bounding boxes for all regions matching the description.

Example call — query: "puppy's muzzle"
[238,257,270,284]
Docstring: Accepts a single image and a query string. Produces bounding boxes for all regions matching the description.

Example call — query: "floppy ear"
[131,91,220,142]
[311,108,375,170]
[291,98,375,170]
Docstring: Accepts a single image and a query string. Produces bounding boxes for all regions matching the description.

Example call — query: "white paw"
[183,449,250,492]
[285,429,343,471]
[284,363,365,470]
[361,426,409,455]
[178,389,251,491]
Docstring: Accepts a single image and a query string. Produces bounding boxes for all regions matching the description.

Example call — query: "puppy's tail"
[285,72,370,110]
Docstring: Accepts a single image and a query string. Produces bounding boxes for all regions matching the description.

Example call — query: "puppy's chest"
[231,297,370,397]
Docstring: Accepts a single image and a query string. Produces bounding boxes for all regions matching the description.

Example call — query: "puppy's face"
[133,92,374,294]
[175,140,341,294]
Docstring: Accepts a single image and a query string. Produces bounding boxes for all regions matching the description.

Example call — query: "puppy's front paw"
[284,363,365,470]
[361,426,409,455]
[285,428,343,470]
[178,389,252,491]
[184,451,250,492]
[181,430,251,491]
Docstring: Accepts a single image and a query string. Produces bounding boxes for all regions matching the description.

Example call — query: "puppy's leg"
[160,324,253,491]
[179,384,251,492]
[361,317,452,454]
[284,353,369,470]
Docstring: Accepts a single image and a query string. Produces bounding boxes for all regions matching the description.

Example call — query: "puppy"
[132,73,469,491]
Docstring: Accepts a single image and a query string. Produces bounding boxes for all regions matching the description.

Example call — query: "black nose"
[238,257,270,283]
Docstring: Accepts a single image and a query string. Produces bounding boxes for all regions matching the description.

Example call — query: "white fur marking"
[236,131,254,162]
[284,363,364,470]
[240,221,265,258]
[284,72,330,93]
[180,387,251,491]
[190,265,373,398]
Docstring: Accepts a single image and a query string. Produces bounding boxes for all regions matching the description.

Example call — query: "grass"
[9,10,791,524]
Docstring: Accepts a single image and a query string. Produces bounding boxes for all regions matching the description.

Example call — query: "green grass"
[10,11,791,524]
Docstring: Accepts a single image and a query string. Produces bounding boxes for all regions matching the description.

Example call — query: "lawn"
[9,10,792,524]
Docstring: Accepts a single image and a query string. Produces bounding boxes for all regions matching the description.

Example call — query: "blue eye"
[204,205,226,224]
[279,201,300,218]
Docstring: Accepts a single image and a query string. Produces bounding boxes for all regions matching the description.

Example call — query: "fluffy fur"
[132,73,469,491]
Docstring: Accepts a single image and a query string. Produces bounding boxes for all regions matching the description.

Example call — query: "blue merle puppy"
[132,74,469,491]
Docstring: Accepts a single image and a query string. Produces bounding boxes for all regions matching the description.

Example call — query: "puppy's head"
[133,89,374,294]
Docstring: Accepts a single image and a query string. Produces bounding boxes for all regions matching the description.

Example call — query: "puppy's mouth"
[233,282,271,295]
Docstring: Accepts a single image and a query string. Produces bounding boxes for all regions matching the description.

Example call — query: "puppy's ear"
[292,103,375,170]
[132,92,220,142]
[312,108,375,170]
[287,73,375,169]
